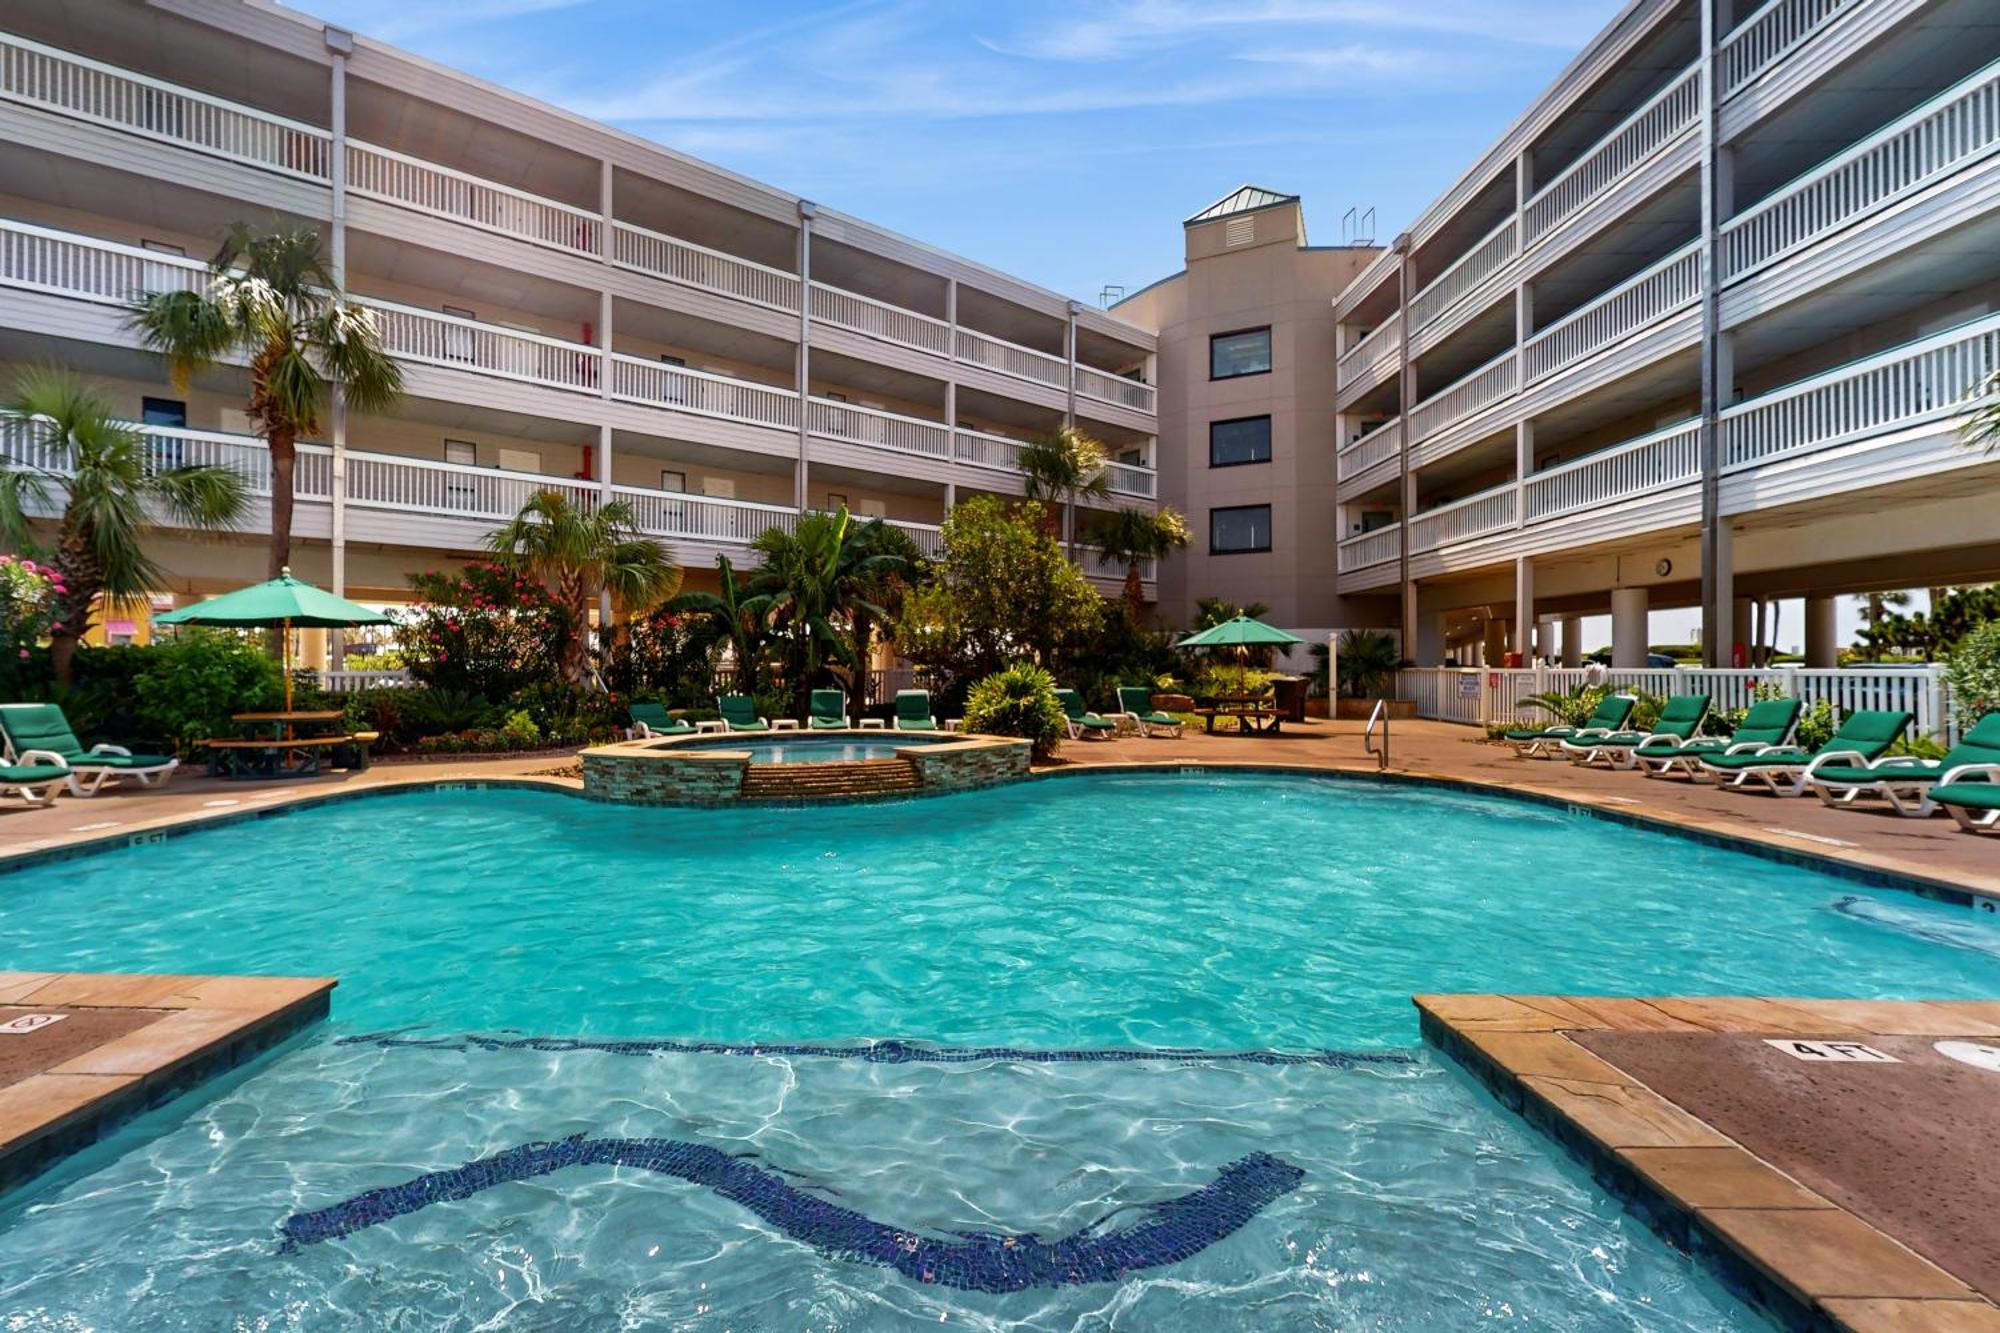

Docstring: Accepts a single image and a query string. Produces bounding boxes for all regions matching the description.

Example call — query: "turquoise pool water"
[671,732,951,763]
[0,773,1993,1328]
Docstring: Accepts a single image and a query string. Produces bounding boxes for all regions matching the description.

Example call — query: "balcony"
[1345,311,2000,578]
[1407,487,1517,554]
[1336,525,1400,574]
[1407,349,1518,446]
[1717,0,1864,99]
[1336,318,1401,394]
[0,30,1156,421]
[1523,240,1700,382]
[1718,59,2000,282]
[1408,218,1518,335]
[1523,68,1700,246]
[0,217,1163,507]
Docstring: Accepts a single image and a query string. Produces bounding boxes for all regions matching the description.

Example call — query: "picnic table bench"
[206,710,372,778]
[1192,694,1282,735]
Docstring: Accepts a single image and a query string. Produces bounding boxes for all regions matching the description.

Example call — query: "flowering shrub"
[400,562,569,702]
[604,605,716,705]
[0,555,62,660]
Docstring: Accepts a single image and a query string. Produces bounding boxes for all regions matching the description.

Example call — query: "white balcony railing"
[1720,310,2000,471]
[1074,364,1156,413]
[1523,419,1701,522]
[951,427,1026,472]
[1101,459,1158,498]
[610,221,801,312]
[1080,547,1157,583]
[1524,67,1700,244]
[0,420,321,498]
[886,518,946,558]
[346,449,600,521]
[1718,0,1860,98]
[0,31,331,180]
[346,141,601,257]
[1523,241,1701,382]
[807,399,952,460]
[358,297,603,394]
[608,354,799,430]
[1408,486,1517,554]
[1337,524,1401,573]
[1407,350,1517,444]
[1409,217,1518,332]
[615,485,799,546]
[0,217,206,305]
[810,281,952,355]
[1719,60,2000,281]
[1338,418,1402,476]
[955,327,1069,388]
[1336,318,1401,392]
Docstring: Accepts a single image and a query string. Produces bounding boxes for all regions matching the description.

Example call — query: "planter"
[1304,698,1330,719]
[1335,697,1417,720]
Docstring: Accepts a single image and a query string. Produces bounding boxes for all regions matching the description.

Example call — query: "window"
[825,492,849,511]
[659,354,689,405]
[1210,504,1272,554]
[140,240,185,257]
[1209,415,1271,467]
[141,397,186,428]
[660,470,687,493]
[1209,327,1271,380]
[443,440,477,508]
[141,398,187,469]
[442,305,476,362]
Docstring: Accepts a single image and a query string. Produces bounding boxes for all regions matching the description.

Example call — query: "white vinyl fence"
[1397,665,1956,741]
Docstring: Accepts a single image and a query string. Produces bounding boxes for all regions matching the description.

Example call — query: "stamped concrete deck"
[1421,995,2000,1332]
[0,972,334,1192]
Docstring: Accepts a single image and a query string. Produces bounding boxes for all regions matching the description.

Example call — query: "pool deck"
[1421,995,2000,1333]
[0,973,333,1193]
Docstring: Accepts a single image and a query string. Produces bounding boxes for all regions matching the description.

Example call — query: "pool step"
[738,758,923,801]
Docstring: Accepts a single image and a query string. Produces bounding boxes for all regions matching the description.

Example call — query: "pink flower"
[16,649,26,660]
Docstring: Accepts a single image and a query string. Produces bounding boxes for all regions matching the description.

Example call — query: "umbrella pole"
[283,616,294,726]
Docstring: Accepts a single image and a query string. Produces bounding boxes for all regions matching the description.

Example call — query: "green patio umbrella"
[1174,615,1304,650]
[156,567,393,711]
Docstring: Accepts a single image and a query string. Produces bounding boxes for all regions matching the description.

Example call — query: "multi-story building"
[1114,188,1387,646]
[0,0,1160,659]
[1331,0,2000,668]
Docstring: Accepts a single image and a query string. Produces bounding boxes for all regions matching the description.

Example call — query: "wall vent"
[1224,216,1256,248]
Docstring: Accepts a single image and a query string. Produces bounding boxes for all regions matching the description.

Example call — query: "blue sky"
[306,0,1626,302]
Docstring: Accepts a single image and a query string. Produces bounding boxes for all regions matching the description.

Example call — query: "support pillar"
[1063,300,1079,427]
[1560,616,1582,668]
[1512,556,1533,664]
[325,26,352,666]
[1709,522,1735,665]
[795,201,815,512]
[1611,587,1650,668]
[1535,617,1556,663]
[1416,610,1444,666]
[1731,597,1753,668]
[1805,595,1839,667]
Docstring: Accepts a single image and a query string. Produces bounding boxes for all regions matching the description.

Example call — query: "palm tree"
[486,490,682,683]
[666,554,766,692]
[1017,424,1110,560]
[1853,590,1913,662]
[1962,370,2000,454]
[129,223,402,582]
[0,370,247,683]
[1092,505,1189,611]
[836,516,924,687]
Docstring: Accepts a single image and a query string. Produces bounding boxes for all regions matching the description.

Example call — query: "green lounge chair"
[0,760,67,807]
[809,689,851,730]
[0,702,178,797]
[627,701,694,739]
[1502,694,1635,758]
[1932,779,2000,833]
[717,694,770,733]
[1635,698,1801,779]
[1115,686,1182,739]
[1054,689,1116,741]
[1562,694,1710,769]
[892,689,936,731]
[1698,708,1911,796]
[1808,713,2000,817]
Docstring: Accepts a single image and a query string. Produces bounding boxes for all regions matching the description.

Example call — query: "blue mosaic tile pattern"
[338,1031,1418,1068]
[278,1133,1305,1291]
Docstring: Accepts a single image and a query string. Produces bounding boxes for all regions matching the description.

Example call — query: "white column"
[1535,616,1557,663]
[1732,597,1753,667]
[1560,615,1582,667]
[325,27,352,667]
[1512,556,1533,663]
[1611,587,1650,668]
[795,201,815,512]
[1805,594,1839,667]
[1063,300,1079,427]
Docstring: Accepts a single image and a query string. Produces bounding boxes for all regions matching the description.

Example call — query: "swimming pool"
[2,772,1994,1327]
[666,732,953,763]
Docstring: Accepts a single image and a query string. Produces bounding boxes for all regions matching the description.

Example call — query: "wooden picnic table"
[1194,693,1282,735]
[209,710,362,779]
